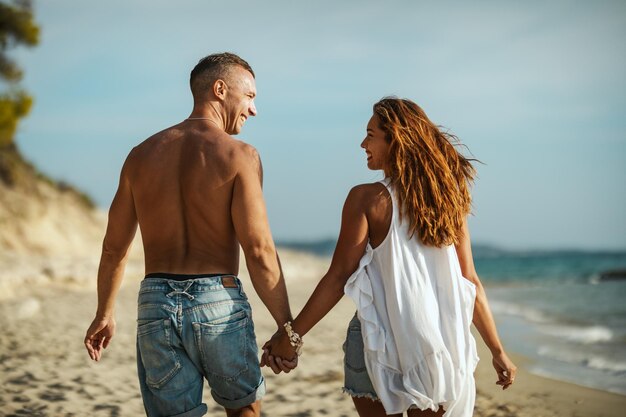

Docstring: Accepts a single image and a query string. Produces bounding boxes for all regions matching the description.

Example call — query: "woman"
[263,97,516,417]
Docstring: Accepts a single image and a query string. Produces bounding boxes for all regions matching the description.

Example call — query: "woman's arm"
[262,186,370,364]
[455,217,517,389]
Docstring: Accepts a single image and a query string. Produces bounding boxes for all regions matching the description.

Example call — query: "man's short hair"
[190,52,254,97]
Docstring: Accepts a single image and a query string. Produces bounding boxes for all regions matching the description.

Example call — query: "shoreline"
[485,283,626,397]
[472,333,626,417]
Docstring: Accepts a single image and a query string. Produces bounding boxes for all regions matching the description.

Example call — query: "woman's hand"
[492,351,517,390]
[260,329,298,374]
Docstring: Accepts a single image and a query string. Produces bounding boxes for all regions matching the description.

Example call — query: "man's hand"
[260,329,298,374]
[84,317,116,361]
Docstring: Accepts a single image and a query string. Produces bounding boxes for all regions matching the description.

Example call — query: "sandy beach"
[1,249,625,417]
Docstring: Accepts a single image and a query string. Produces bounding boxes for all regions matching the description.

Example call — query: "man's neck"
[187,103,225,130]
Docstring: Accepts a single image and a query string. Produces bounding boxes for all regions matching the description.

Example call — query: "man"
[84,52,296,417]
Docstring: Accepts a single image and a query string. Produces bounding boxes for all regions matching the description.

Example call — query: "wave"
[538,324,614,344]
[491,300,616,343]
[529,366,626,395]
[489,300,551,323]
[537,345,626,373]
[587,356,626,373]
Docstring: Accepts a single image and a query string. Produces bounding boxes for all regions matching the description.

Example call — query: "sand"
[1,249,625,417]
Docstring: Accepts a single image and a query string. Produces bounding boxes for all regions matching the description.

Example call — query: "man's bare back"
[125,122,260,275]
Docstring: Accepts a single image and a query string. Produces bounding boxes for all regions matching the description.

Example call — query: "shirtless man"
[84,53,294,417]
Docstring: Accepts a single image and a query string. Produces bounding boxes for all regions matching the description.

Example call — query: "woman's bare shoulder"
[349,181,387,195]
[346,182,391,212]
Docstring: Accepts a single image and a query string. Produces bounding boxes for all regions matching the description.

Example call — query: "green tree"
[0,0,39,148]
[0,1,92,205]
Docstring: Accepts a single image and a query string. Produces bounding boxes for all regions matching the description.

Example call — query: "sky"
[10,0,626,250]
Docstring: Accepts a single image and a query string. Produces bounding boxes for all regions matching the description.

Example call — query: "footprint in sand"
[6,403,48,417]
[93,404,121,417]
[7,371,41,387]
[46,382,73,392]
[12,395,30,403]
[76,386,96,400]
[38,389,66,402]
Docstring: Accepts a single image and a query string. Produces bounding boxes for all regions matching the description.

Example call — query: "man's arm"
[84,156,138,361]
[231,146,292,327]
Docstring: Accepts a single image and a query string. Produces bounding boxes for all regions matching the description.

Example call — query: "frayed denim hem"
[342,387,380,402]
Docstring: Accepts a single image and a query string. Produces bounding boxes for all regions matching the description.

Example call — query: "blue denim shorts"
[342,313,379,401]
[136,275,265,417]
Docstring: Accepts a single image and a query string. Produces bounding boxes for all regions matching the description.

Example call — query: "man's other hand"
[84,317,116,361]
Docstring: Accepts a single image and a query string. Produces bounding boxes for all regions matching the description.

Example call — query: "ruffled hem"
[366,350,459,414]
[344,245,386,353]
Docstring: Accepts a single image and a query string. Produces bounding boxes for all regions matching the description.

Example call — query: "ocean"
[277,240,626,395]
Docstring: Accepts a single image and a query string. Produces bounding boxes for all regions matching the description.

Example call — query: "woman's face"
[361,114,391,171]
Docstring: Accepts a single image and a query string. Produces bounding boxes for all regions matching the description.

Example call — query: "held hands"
[260,329,299,374]
[492,351,517,390]
[84,316,116,361]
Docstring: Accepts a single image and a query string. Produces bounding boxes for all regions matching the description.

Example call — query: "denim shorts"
[342,313,379,401]
[136,275,265,417]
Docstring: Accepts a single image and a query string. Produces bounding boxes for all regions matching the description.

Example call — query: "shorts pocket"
[193,309,250,381]
[137,318,181,389]
[344,327,367,373]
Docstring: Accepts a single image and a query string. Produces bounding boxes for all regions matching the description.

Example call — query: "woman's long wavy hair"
[374,97,477,247]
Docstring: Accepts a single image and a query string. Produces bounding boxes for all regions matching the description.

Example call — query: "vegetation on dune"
[0,0,38,148]
[0,0,94,208]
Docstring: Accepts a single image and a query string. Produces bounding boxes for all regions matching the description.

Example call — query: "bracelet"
[283,321,303,356]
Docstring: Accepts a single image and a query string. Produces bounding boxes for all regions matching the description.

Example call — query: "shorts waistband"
[145,272,235,281]
[143,273,240,288]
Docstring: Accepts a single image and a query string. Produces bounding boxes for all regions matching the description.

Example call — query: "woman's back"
[344,178,479,415]
[360,182,393,249]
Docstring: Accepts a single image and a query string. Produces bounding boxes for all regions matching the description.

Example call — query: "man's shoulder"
[229,137,259,158]
[224,138,261,171]
[131,125,178,152]
[188,128,259,162]
[122,125,183,170]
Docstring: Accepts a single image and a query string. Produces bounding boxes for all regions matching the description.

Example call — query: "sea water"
[475,249,626,395]
[279,240,626,395]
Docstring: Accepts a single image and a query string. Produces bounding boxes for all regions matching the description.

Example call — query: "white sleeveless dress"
[344,179,479,416]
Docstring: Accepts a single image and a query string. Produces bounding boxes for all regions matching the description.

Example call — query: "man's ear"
[213,79,227,100]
